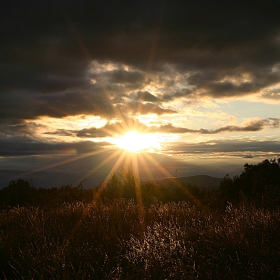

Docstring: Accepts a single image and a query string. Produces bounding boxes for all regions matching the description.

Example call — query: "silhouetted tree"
[0,178,37,207]
[219,158,280,207]
[219,174,237,200]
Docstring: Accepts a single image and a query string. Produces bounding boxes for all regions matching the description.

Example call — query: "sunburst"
[113,130,161,153]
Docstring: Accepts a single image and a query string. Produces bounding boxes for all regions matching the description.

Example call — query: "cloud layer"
[1,1,280,121]
[1,1,280,187]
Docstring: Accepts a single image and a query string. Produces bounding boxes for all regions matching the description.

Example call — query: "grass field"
[1,199,279,279]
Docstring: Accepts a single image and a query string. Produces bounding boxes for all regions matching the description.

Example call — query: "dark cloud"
[168,139,280,156]
[155,118,280,134]
[261,88,280,100]
[155,124,194,134]
[161,88,193,102]
[187,67,280,98]
[0,137,107,157]
[76,127,110,138]
[0,122,38,137]
[243,154,254,158]
[44,129,75,137]
[0,89,115,121]
[126,101,176,115]
[1,0,280,103]
[0,59,90,93]
[107,70,144,85]
[133,91,159,102]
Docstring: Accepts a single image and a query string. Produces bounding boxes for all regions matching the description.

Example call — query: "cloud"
[261,88,280,100]
[1,1,280,106]
[166,139,280,157]
[76,118,149,138]
[268,118,280,127]
[133,91,159,102]
[155,118,280,134]
[0,137,107,157]
[76,127,110,138]
[189,69,280,98]
[0,89,116,121]
[243,154,254,158]
[106,70,144,85]
[126,101,177,115]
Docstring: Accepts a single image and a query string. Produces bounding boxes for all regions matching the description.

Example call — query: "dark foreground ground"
[1,199,279,279]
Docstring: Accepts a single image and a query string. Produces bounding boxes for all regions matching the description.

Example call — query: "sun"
[114,131,161,153]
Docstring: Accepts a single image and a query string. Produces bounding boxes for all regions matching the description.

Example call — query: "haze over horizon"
[1,0,280,188]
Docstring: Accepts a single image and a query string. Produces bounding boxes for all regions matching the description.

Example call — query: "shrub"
[219,158,280,207]
[0,178,37,208]
[1,201,279,279]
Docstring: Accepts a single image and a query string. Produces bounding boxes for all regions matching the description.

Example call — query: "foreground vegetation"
[1,200,280,279]
[0,158,279,279]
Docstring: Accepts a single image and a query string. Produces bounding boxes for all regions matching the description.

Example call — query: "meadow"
[0,159,280,279]
[1,199,280,279]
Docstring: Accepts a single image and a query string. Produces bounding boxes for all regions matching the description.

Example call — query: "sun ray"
[142,152,202,207]
[1,147,110,184]
[131,155,145,229]
[136,152,166,201]
[77,148,122,184]
[92,150,127,201]
[142,152,173,178]
[56,149,128,258]
[137,152,159,182]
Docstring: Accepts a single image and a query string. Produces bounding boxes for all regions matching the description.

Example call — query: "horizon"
[1,1,280,189]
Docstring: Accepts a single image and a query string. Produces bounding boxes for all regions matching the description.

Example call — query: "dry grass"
[0,200,279,279]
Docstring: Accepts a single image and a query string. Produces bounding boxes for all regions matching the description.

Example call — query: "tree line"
[0,158,279,209]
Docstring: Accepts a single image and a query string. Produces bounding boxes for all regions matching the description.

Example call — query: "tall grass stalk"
[0,201,279,279]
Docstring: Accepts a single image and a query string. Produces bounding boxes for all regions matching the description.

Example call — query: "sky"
[1,0,280,188]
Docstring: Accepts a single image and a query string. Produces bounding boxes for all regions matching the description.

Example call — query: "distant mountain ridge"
[147,175,222,189]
